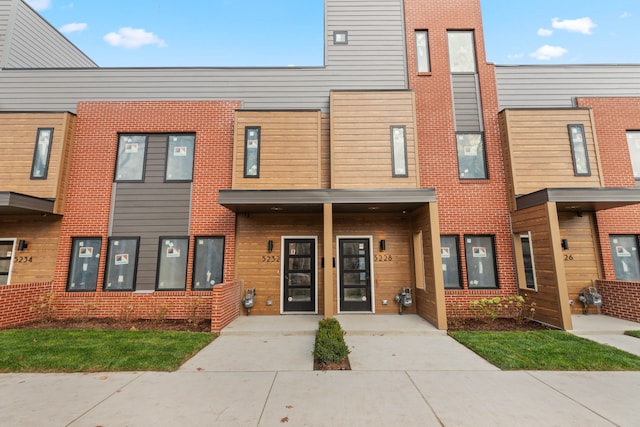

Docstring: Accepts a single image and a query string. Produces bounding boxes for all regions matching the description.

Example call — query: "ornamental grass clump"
[314,318,350,364]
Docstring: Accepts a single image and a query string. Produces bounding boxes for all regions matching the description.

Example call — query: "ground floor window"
[104,237,140,291]
[0,240,15,285]
[157,237,189,290]
[464,235,498,289]
[192,236,225,290]
[67,237,102,291]
[519,232,537,291]
[440,235,461,288]
[610,235,640,281]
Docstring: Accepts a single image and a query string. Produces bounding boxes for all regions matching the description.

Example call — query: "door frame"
[280,235,319,314]
[0,238,17,285]
[336,235,375,314]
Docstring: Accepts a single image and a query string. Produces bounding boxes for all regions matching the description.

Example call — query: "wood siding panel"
[0,112,74,213]
[452,74,482,132]
[233,111,322,190]
[330,91,419,189]
[501,109,602,196]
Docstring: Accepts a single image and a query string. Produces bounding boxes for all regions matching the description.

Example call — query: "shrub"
[314,318,350,363]
[469,295,536,323]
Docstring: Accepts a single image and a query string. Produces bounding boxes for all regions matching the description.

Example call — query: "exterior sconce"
[380,240,386,251]
[561,239,569,250]
[18,240,28,251]
[267,240,274,253]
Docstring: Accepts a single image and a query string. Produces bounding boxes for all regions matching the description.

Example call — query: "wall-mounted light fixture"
[561,239,569,251]
[267,240,274,253]
[380,239,386,251]
[18,240,28,251]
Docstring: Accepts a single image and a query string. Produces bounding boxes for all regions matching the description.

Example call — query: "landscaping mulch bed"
[11,318,211,332]
[314,357,351,371]
[447,318,554,332]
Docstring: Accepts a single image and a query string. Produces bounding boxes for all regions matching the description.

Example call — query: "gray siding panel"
[111,135,190,291]
[0,0,11,64]
[452,74,482,132]
[496,65,640,109]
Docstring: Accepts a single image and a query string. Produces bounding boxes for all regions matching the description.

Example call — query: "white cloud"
[60,22,87,34]
[104,27,167,49]
[25,0,51,11]
[620,12,631,19]
[552,17,597,35]
[530,45,568,61]
[537,28,553,37]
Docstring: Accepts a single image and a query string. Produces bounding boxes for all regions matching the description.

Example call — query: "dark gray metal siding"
[111,135,191,290]
[496,65,640,109]
[451,74,483,131]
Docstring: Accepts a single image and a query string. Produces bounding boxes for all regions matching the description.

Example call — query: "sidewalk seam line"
[256,371,278,427]
[405,371,445,427]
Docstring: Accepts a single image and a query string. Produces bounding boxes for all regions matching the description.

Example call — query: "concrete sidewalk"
[1,314,639,426]
[570,314,640,357]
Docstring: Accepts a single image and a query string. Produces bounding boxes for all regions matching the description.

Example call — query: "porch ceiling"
[0,191,56,215]
[218,189,436,214]
[516,188,640,212]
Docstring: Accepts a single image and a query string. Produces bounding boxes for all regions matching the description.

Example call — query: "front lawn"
[0,329,215,372]
[449,330,640,370]
[625,330,640,339]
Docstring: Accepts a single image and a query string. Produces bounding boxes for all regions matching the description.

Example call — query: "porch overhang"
[0,191,56,215]
[218,189,437,214]
[516,188,640,212]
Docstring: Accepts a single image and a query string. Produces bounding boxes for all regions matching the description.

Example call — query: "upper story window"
[568,125,590,176]
[391,126,408,177]
[244,127,261,178]
[447,31,477,73]
[627,131,640,183]
[31,128,53,179]
[165,135,195,182]
[415,30,430,73]
[115,135,147,182]
[456,133,487,179]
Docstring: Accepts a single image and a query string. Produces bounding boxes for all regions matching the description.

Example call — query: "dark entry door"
[339,238,372,312]
[283,239,316,312]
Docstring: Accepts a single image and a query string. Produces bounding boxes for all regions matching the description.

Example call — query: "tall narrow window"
[157,237,189,290]
[519,233,537,290]
[67,237,102,291]
[626,131,640,183]
[115,135,147,182]
[415,30,430,73]
[244,127,260,178]
[31,128,54,179]
[193,236,225,290]
[568,125,590,176]
[447,31,476,73]
[0,240,15,285]
[165,134,195,181]
[441,235,462,289]
[610,235,640,281]
[391,126,408,177]
[104,237,140,291]
[464,235,498,289]
[457,133,487,179]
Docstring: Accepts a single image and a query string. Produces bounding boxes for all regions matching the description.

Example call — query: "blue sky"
[27,0,640,67]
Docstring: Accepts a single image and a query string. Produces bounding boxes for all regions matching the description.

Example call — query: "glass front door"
[283,238,316,312]
[339,238,372,312]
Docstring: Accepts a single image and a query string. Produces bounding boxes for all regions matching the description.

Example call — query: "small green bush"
[314,318,350,363]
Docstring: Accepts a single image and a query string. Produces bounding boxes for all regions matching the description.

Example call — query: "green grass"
[625,330,640,339]
[449,330,640,371]
[0,329,215,373]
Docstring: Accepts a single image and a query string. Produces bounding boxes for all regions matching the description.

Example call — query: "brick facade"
[0,282,54,329]
[596,279,640,323]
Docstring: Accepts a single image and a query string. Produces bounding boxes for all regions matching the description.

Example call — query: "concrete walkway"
[1,314,639,426]
[570,314,640,357]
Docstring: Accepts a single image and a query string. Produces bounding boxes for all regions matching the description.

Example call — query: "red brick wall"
[576,98,640,280]
[0,282,54,329]
[211,279,242,333]
[596,279,640,323]
[53,101,240,321]
[404,0,515,307]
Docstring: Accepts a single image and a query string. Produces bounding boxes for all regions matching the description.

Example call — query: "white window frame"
[0,238,17,285]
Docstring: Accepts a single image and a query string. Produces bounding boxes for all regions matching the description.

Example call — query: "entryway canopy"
[0,191,56,215]
[515,188,640,212]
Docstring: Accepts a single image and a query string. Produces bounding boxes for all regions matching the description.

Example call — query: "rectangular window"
[519,233,537,290]
[457,133,487,179]
[464,235,498,289]
[447,31,476,73]
[157,237,189,290]
[244,127,260,178]
[193,236,225,290]
[67,237,102,291]
[104,237,139,291]
[391,126,408,177]
[165,134,195,181]
[610,235,640,281]
[626,131,640,182]
[568,125,590,176]
[0,240,15,285]
[415,30,430,73]
[441,235,462,289]
[115,135,147,182]
[31,128,54,179]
